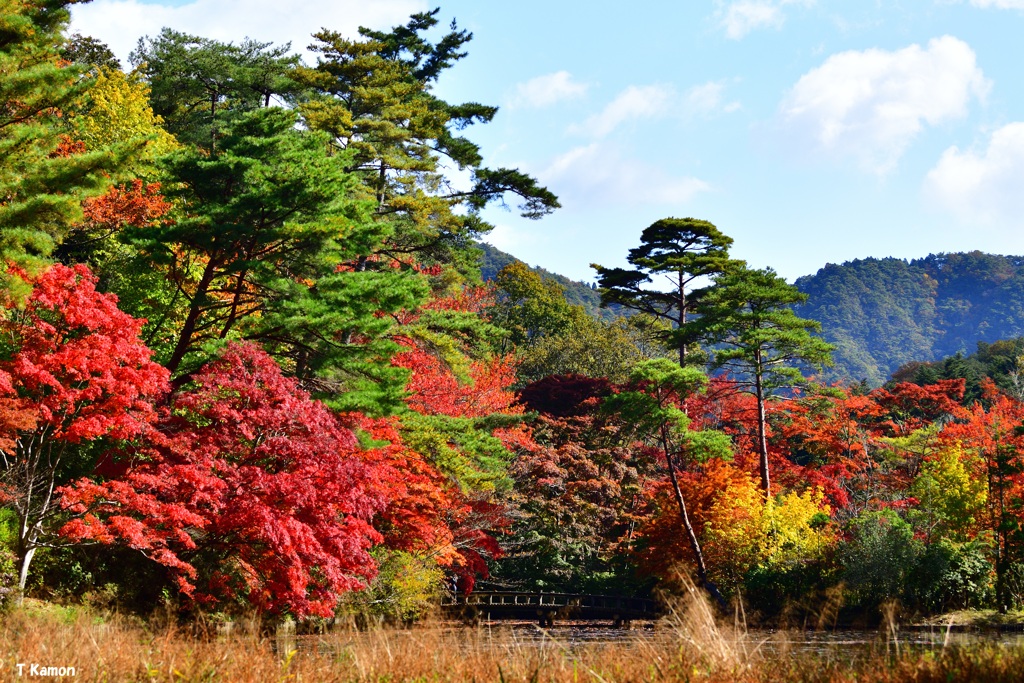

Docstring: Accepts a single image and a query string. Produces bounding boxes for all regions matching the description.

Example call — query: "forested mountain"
[794,252,1024,385]
[483,245,1024,387]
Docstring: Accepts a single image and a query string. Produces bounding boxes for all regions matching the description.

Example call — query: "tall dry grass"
[3,586,1024,682]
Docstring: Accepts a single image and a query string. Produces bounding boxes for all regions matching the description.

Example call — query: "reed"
[3,589,1024,682]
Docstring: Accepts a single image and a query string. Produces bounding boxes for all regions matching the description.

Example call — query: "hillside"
[477,245,1024,386]
[794,252,1024,385]
[476,242,619,321]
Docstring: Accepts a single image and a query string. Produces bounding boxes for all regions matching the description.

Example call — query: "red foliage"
[51,134,86,158]
[349,414,509,593]
[81,179,171,230]
[0,263,168,445]
[394,345,522,419]
[634,460,759,580]
[870,380,967,436]
[353,416,456,557]
[0,263,168,585]
[60,343,386,618]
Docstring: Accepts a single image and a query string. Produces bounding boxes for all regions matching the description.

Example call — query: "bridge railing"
[441,591,660,616]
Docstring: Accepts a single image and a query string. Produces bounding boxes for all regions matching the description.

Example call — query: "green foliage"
[840,510,923,609]
[700,265,833,494]
[0,509,15,608]
[592,217,737,364]
[491,261,577,349]
[518,316,655,385]
[910,443,987,543]
[488,258,653,383]
[0,0,127,280]
[702,265,834,390]
[400,412,513,494]
[60,33,120,71]
[796,252,1024,385]
[910,537,994,613]
[604,359,708,438]
[296,11,557,275]
[894,339,1024,404]
[339,549,444,623]
[115,105,425,412]
[130,29,302,151]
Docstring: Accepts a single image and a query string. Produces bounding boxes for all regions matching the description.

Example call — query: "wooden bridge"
[441,591,661,627]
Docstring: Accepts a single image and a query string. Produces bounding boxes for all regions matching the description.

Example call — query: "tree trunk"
[166,258,219,374]
[754,349,770,499]
[16,545,36,600]
[661,427,725,608]
[678,271,687,366]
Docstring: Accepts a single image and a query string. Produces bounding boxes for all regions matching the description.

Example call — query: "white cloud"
[716,0,814,39]
[507,71,588,109]
[571,85,674,138]
[778,36,989,174]
[684,81,742,116]
[539,143,710,207]
[71,0,426,65]
[570,81,739,138]
[969,1,1024,8]
[720,1,783,39]
[925,123,1024,224]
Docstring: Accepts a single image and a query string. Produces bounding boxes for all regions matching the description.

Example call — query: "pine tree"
[0,0,126,283]
[592,218,737,366]
[699,266,834,497]
[129,29,303,151]
[296,9,559,277]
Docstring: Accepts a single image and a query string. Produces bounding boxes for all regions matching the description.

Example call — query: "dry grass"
[3,589,1024,682]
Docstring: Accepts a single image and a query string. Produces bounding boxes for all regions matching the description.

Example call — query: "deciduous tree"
[0,264,168,594]
[60,343,385,617]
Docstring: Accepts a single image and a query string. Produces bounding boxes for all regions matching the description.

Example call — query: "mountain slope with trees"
[794,252,1024,385]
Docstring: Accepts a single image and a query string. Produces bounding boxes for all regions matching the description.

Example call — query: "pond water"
[273,621,1024,659]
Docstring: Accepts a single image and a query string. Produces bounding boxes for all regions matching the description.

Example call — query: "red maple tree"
[0,263,169,593]
[61,343,386,617]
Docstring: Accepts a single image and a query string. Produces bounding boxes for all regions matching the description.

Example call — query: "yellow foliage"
[759,488,836,567]
[701,470,763,587]
[74,68,178,157]
[912,441,987,541]
[701,478,836,587]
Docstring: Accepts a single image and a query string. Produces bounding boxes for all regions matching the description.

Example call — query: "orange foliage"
[81,179,171,230]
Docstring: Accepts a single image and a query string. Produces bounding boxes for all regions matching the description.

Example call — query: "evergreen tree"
[592,217,736,365]
[295,9,559,277]
[123,107,426,413]
[60,32,120,71]
[699,266,834,497]
[0,0,125,283]
[129,29,303,151]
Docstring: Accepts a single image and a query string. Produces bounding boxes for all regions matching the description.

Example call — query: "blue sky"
[71,0,1024,283]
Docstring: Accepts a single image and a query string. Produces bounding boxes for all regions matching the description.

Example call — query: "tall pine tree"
[296,9,559,278]
[592,218,737,366]
[699,266,834,497]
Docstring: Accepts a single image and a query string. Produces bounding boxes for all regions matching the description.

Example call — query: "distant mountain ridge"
[479,244,1024,386]
[794,251,1024,385]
